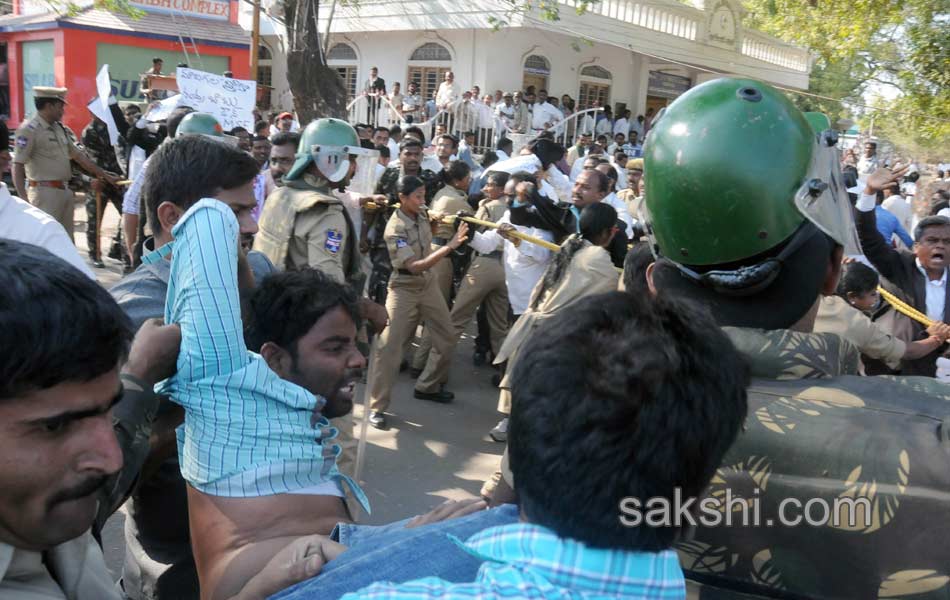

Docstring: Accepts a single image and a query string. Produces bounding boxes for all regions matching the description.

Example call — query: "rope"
[878,286,934,327]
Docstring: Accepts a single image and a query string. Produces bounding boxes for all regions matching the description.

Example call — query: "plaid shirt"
[341,523,686,599]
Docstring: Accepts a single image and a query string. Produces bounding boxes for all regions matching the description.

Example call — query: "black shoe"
[414,388,454,403]
[369,411,387,429]
[491,373,502,387]
[408,367,423,378]
[91,259,105,269]
[473,350,488,366]
[107,243,122,260]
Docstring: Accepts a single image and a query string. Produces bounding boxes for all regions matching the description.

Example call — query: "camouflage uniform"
[680,326,950,599]
[367,165,441,305]
[81,117,125,262]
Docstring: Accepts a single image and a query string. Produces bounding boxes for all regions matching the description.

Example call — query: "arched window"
[327,43,358,100]
[410,42,451,61]
[256,44,274,110]
[408,42,452,102]
[578,65,612,110]
[522,54,550,91]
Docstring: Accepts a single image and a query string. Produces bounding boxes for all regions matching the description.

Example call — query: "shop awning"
[0,7,250,48]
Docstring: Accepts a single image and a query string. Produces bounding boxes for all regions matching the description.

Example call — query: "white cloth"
[495,103,515,131]
[436,81,461,108]
[0,184,95,279]
[595,117,612,137]
[468,209,553,314]
[0,532,121,599]
[857,155,879,177]
[915,257,947,322]
[544,165,573,204]
[387,137,399,160]
[577,113,595,136]
[612,118,629,137]
[601,192,634,237]
[882,194,913,246]
[127,145,147,181]
[531,101,560,131]
[122,154,152,216]
[476,102,494,129]
[495,149,509,161]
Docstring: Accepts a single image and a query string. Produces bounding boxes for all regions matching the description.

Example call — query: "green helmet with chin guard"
[286,118,374,182]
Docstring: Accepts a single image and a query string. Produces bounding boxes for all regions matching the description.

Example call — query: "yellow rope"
[878,286,934,327]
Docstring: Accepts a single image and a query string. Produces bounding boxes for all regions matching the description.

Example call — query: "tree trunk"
[283,0,348,122]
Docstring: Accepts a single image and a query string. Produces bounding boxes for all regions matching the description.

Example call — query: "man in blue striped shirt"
[275,292,749,599]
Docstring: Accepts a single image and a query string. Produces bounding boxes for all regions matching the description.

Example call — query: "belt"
[478,250,503,259]
[29,180,67,189]
[397,269,418,276]
[431,237,449,246]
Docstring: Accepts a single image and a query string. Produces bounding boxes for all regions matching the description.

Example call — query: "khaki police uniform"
[368,208,456,413]
[254,173,361,285]
[617,188,642,222]
[14,87,81,239]
[416,197,509,392]
[412,184,471,371]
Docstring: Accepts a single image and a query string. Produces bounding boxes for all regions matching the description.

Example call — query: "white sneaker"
[489,417,508,442]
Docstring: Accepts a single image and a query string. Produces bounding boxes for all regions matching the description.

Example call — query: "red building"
[0,0,250,134]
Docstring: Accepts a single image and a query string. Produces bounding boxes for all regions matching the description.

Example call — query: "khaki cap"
[626,158,644,171]
[33,86,68,103]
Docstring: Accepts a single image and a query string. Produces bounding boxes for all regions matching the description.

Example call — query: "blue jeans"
[270,504,519,599]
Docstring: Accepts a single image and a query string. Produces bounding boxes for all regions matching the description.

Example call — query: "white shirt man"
[601,190,635,238]
[0,183,95,279]
[613,116,629,137]
[595,115,612,137]
[495,98,516,134]
[477,97,495,131]
[469,210,553,315]
[531,101,561,132]
[436,74,461,110]
[917,258,947,322]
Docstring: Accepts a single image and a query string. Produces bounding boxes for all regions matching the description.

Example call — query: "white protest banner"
[146,93,182,122]
[94,64,120,145]
[176,67,256,131]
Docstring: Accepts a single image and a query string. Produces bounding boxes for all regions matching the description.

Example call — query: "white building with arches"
[243,0,810,118]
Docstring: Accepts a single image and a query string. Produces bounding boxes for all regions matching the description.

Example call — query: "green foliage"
[743,0,949,155]
[45,0,145,18]
[487,0,600,30]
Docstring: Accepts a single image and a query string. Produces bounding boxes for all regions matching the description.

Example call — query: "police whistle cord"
[878,286,934,327]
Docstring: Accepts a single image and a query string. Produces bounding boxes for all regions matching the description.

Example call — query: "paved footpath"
[70,200,505,577]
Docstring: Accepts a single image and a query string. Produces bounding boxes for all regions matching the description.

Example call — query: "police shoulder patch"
[325,229,343,254]
[395,238,408,249]
[15,136,29,148]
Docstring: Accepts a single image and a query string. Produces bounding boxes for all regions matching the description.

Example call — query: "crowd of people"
[3,71,950,600]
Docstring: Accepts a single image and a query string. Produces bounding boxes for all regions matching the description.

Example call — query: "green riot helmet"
[285,118,374,183]
[641,78,861,328]
[175,112,225,138]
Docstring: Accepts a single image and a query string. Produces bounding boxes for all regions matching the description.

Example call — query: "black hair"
[177,63,188,68]
[34,97,63,111]
[252,135,270,144]
[360,139,375,150]
[835,261,879,299]
[153,57,163,63]
[914,216,950,242]
[497,137,513,153]
[125,104,142,115]
[144,135,261,236]
[481,151,498,170]
[166,106,195,138]
[229,126,249,136]
[404,125,425,141]
[246,268,360,358]
[376,144,390,159]
[389,125,401,136]
[530,203,617,311]
[939,170,946,179]
[580,167,610,193]
[373,126,390,136]
[508,170,537,187]
[397,174,425,197]
[622,243,654,294]
[597,163,618,188]
[438,134,459,149]
[487,170,510,188]
[0,120,8,152]
[254,120,269,134]
[444,160,471,185]
[530,138,565,169]
[270,131,300,148]
[399,137,424,152]
[509,291,749,551]
[0,240,134,399]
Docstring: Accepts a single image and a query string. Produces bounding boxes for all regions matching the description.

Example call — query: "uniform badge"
[15,136,28,148]
[325,229,343,254]
[395,238,408,249]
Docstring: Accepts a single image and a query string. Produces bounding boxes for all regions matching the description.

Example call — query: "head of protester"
[0,240,133,551]
[912,215,950,279]
[835,261,881,313]
[285,118,374,190]
[247,268,365,419]
[268,131,300,186]
[643,77,861,330]
[144,135,260,249]
[509,291,749,552]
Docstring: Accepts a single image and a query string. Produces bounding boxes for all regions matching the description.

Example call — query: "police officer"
[254,118,371,285]
[639,77,950,598]
[366,137,441,306]
[13,86,120,242]
[367,175,468,429]
[411,160,473,374]
[81,97,130,268]
[416,170,510,396]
